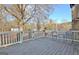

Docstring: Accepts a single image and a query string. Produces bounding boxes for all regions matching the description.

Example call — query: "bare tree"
[28,4,53,31]
[0,5,6,31]
[3,5,26,25]
[2,4,53,31]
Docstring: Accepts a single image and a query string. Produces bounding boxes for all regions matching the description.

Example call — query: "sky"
[5,4,72,23]
[49,4,72,23]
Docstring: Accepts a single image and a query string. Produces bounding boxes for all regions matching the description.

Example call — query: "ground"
[0,37,79,55]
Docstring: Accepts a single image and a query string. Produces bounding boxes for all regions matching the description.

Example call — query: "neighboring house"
[57,22,72,31]
[70,4,79,40]
[70,4,79,30]
[11,27,23,32]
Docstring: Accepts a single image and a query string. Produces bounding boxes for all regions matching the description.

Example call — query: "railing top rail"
[0,30,79,35]
[0,31,22,34]
[51,30,79,32]
[70,30,79,32]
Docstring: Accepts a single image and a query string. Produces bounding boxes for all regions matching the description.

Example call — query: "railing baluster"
[6,34,8,45]
[19,31,23,43]
[4,34,6,44]
[9,33,11,44]
[8,34,9,44]
[15,33,17,42]
[7,34,8,44]
[74,32,75,41]
[0,34,2,45]
[17,32,19,42]
[0,34,1,46]
[3,34,5,45]
[10,34,12,43]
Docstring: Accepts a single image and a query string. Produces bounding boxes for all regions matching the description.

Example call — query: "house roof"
[70,4,75,8]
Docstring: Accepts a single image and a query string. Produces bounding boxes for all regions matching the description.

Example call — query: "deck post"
[29,30,32,39]
[19,31,23,43]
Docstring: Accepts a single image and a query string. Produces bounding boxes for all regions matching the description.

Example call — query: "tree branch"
[4,6,21,21]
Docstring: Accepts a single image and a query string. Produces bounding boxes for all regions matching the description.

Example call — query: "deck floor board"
[0,37,79,55]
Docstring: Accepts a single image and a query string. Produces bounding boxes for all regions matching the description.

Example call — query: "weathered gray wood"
[0,30,79,55]
[0,37,78,55]
[0,31,23,47]
[19,32,23,43]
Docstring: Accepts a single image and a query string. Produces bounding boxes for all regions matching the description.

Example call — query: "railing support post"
[19,31,23,43]
[29,31,32,38]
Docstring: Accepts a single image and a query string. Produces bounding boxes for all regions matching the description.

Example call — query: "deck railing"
[0,31,23,47]
[29,30,79,42]
[0,30,79,47]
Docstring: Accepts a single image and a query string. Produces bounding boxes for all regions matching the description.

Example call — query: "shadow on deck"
[0,37,79,55]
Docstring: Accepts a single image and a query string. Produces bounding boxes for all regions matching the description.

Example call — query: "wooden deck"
[0,37,79,55]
